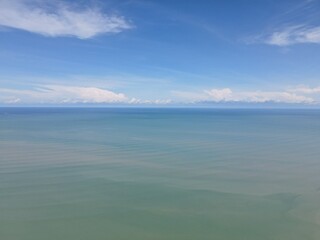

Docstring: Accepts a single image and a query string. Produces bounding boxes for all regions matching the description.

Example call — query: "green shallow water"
[0,108,320,239]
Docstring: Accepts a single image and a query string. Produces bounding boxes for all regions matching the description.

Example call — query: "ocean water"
[0,108,320,240]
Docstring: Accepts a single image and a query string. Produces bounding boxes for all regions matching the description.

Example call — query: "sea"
[0,108,320,240]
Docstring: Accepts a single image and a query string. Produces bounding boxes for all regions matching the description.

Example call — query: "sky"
[0,0,320,106]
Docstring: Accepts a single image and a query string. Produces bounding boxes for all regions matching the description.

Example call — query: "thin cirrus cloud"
[0,0,132,39]
[173,87,315,104]
[258,25,320,46]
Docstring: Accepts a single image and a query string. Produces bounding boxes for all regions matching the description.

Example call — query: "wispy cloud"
[246,0,320,47]
[252,25,320,46]
[265,25,320,46]
[0,0,132,39]
[173,87,315,104]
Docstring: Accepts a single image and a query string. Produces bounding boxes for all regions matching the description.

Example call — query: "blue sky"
[0,0,320,106]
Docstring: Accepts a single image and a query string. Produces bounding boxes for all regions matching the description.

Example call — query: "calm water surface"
[0,108,320,240]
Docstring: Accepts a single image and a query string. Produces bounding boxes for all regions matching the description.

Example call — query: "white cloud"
[0,0,131,39]
[0,85,173,105]
[0,96,21,104]
[6,98,21,103]
[173,88,315,104]
[288,85,320,94]
[128,98,172,104]
[204,88,232,101]
[0,85,128,104]
[262,25,320,46]
[233,91,313,103]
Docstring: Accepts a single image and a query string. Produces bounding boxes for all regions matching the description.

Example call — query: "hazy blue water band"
[1,108,320,240]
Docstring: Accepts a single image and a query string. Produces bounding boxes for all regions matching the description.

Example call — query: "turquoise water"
[1,108,320,240]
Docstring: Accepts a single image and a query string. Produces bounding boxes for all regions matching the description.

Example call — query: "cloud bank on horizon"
[1,84,319,105]
[0,0,320,106]
[173,87,317,104]
[0,85,172,105]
